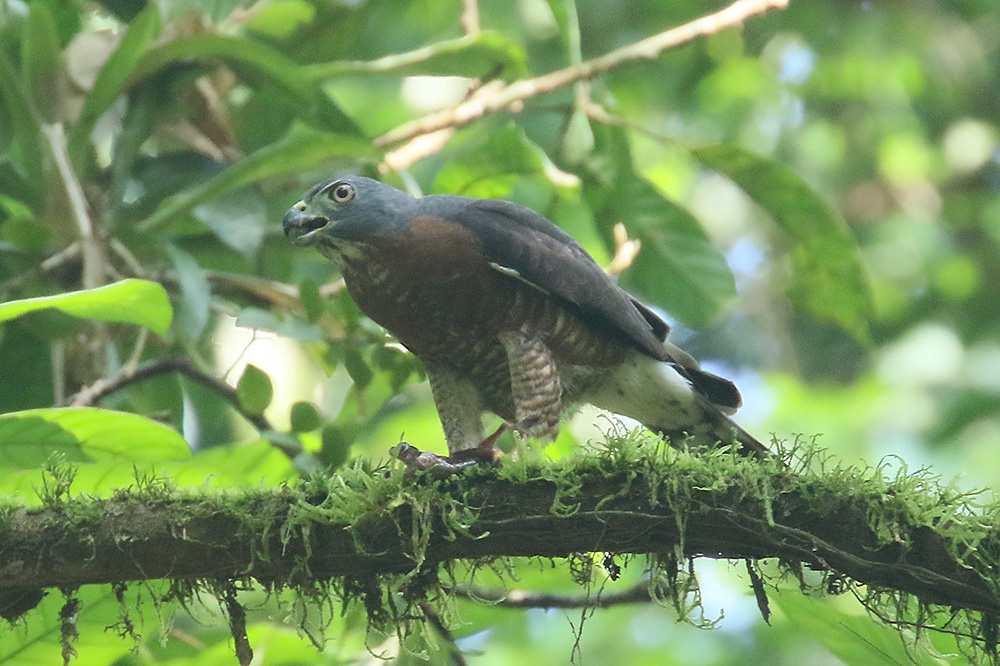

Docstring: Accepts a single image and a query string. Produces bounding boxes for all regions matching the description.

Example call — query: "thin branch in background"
[40,123,106,291]
[449,582,653,610]
[605,223,641,276]
[420,602,469,666]
[161,270,345,312]
[202,271,305,311]
[582,99,682,145]
[109,239,147,278]
[374,0,790,151]
[123,328,149,376]
[69,356,298,458]
[381,128,456,174]
[51,340,66,407]
[0,242,82,294]
[461,0,479,35]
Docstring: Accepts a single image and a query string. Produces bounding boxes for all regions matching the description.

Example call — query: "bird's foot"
[391,425,507,478]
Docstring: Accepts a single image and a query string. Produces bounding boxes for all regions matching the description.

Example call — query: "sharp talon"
[447,426,507,467]
[448,447,502,466]
[480,422,512,449]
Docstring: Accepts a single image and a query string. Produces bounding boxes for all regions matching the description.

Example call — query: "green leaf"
[192,188,267,256]
[587,175,737,327]
[562,108,595,166]
[0,279,173,335]
[773,591,956,666]
[0,157,42,209]
[138,131,375,232]
[235,307,323,342]
[320,423,352,469]
[0,586,161,665]
[694,143,874,342]
[290,401,321,432]
[130,33,309,97]
[342,348,373,390]
[129,33,360,133]
[236,364,273,416]
[70,2,161,151]
[21,4,61,123]
[435,123,577,199]
[166,244,211,340]
[0,55,45,196]
[582,123,735,326]
[181,439,297,486]
[0,407,190,469]
[298,279,323,323]
[243,0,316,39]
[303,30,528,80]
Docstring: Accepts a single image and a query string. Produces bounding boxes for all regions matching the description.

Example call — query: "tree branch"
[0,452,996,623]
[68,356,300,458]
[373,0,790,150]
[40,123,105,291]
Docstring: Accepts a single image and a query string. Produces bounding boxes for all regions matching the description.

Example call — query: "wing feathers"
[430,196,670,360]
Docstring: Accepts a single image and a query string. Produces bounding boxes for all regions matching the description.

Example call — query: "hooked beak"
[282,202,329,246]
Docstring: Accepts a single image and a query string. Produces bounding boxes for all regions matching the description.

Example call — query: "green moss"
[3,431,999,662]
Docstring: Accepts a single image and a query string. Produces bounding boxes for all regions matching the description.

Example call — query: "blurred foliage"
[0,0,998,664]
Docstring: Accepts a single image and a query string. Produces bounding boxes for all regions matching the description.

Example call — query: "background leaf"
[0,280,173,336]
[21,4,61,124]
[586,173,737,327]
[70,2,161,151]
[138,132,375,232]
[694,143,874,341]
[434,123,577,199]
[773,591,958,666]
[237,364,273,416]
[0,407,190,469]
[129,33,360,134]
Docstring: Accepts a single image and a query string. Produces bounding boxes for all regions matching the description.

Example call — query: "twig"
[380,128,456,174]
[70,356,298,458]
[449,582,653,609]
[109,239,147,278]
[0,242,82,294]
[461,0,479,36]
[605,223,641,276]
[156,269,344,312]
[420,602,468,666]
[51,340,66,407]
[374,0,790,150]
[40,123,105,290]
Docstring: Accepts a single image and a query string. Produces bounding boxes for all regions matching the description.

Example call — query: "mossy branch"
[1,444,997,626]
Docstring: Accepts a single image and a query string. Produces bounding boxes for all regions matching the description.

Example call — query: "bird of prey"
[283,176,767,469]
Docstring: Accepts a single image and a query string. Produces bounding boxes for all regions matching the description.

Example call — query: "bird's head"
[282,176,415,264]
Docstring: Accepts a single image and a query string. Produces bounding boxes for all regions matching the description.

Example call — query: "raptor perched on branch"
[283,176,767,467]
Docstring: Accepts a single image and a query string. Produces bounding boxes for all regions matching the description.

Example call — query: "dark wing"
[422,195,670,361]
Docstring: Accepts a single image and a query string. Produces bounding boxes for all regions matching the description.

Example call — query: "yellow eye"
[328,182,356,204]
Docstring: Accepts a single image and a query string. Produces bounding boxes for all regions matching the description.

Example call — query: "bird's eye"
[328,182,356,204]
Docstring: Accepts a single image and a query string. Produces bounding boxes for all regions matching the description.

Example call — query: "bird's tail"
[649,404,772,458]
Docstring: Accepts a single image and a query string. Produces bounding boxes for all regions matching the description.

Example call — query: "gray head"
[282,176,417,264]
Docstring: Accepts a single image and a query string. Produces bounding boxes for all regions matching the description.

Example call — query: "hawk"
[283,176,767,468]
